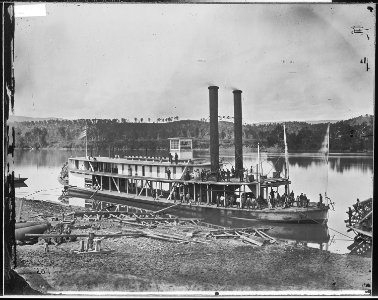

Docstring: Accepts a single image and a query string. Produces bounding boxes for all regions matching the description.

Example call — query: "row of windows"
[72,160,186,175]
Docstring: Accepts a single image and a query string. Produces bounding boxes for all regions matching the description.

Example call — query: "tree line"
[11,115,373,152]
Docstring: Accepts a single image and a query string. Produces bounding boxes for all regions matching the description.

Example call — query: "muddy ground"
[12,198,371,295]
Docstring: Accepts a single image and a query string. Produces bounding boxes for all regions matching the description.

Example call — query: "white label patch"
[15,4,46,18]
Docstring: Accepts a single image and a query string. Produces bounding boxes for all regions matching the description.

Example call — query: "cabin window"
[75,160,79,169]
[180,140,192,149]
[157,166,160,175]
[135,165,138,172]
[173,166,176,174]
[149,165,152,173]
[170,139,179,150]
[142,166,145,176]
[122,164,124,171]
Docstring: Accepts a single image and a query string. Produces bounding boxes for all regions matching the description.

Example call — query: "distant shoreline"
[14,147,373,156]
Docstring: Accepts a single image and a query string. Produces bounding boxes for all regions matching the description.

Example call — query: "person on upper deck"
[226,169,231,181]
[221,169,226,181]
[231,166,235,178]
[239,169,244,182]
[168,153,172,163]
[174,153,178,164]
[166,168,171,180]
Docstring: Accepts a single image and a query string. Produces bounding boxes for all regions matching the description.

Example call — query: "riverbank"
[14,197,371,295]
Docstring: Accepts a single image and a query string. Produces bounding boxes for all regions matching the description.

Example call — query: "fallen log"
[256,230,276,243]
[210,226,272,234]
[73,211,153,217]
[235,231,264,246]
[16,224,51,241]
[136,217,178,222]
[143,233,182,243]
[112,219,152,228]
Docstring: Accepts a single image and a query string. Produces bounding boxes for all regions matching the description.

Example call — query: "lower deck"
[67,186,329,224]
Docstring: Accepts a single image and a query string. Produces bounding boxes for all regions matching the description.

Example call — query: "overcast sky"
[14,3,375,123]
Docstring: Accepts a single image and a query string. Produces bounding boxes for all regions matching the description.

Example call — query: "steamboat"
[65,87,329,223]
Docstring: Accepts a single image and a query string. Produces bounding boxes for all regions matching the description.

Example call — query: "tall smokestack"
[209,86,219,173]
[233,90,243,173]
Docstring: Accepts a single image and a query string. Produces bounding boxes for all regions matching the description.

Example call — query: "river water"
[11,149,373,255]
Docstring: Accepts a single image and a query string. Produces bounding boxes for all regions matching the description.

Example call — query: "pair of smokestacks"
[208,86,243,174]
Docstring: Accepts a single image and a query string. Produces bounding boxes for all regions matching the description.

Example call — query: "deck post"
[210,186,213,204]
[126,179,128,194]
[100,176,103,191]
[135,179,138,195]
[117,178,120,193]
[194,183,196,202]
[223,185,226,207]
[155,181,158,199]
[146,181,148,197]
[207,185,210,204]
[109,177,111,191]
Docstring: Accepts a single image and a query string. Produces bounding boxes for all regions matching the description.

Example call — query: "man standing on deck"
[186,192,191,204]
[166,168,171,180]
[221,168,226,181]
[168,152,172,163]
[174,153,178,164]
[226,169,231,181]
[270,189,275,204]
[216,194,220,207]
[318,194,323,208]
[239,169,244,182]
[220,194,225,207]
[231,166,235,178]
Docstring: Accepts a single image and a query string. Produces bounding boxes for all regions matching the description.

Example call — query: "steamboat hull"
[68,187,328,224]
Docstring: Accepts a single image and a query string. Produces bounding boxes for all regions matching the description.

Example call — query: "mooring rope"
[299,211,354,239]
[20,187,62,199]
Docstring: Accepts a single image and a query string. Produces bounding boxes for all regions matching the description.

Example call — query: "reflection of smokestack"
[209,86,219,173]
[233,90,243,173]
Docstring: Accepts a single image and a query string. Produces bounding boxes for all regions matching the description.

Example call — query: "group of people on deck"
[166,185,315,210]
[168,152,179,164]
[217,166,255,182]
[165,165,256,182]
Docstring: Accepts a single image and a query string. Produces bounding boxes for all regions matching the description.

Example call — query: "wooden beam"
[151,203,181,215]
[112,177,120,193]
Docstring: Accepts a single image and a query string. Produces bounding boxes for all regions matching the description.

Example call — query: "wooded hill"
[10,115,373,152]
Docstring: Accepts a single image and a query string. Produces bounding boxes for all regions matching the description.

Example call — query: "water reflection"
[265,155,373,174]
